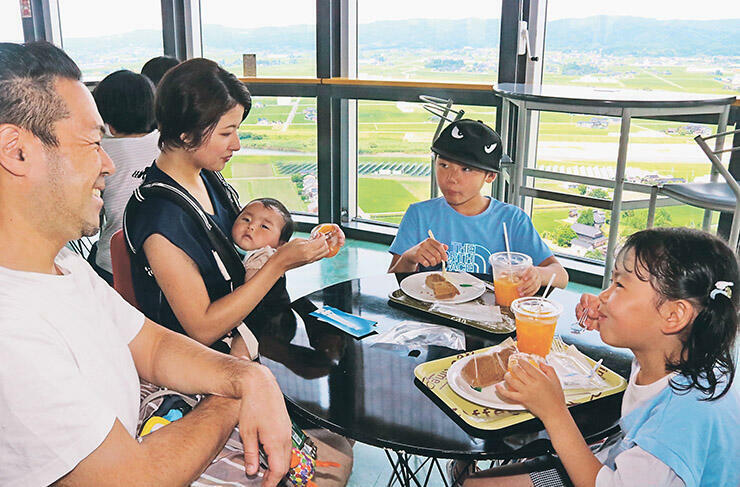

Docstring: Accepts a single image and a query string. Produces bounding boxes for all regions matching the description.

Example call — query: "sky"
[1,0,738,41]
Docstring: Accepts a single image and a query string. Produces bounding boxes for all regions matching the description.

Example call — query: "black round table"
[247,274,633,485]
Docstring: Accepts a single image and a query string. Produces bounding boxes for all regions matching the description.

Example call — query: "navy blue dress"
[127,163,237,352]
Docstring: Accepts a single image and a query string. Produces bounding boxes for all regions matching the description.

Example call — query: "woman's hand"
[273,237,330,272]
[496,361,568,423]
[576,293,601,331]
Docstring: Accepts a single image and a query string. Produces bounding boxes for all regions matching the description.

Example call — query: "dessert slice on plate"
[425,273,461,300]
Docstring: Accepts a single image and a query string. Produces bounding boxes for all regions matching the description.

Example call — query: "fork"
[551,336,569,354]
[427,229,447,278]
[570,307,590,334]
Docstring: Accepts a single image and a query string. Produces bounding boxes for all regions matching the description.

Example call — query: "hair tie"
[709,281,733,301]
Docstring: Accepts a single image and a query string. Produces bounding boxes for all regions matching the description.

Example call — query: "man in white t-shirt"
[0,42,294,486]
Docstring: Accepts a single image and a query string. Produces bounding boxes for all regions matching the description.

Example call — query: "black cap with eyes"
[431,119,503,173]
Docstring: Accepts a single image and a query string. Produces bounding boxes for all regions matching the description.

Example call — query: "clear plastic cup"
[507,352,545,372]
[489,251,533,307]
[511,297,563,357]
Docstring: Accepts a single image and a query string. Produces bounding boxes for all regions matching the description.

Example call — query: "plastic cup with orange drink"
[490,251,533,307]
[511,296,563,357]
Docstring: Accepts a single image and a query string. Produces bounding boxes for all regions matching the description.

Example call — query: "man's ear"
[659,299,695,335]
[0,124,30,176]
[485,171,497,183]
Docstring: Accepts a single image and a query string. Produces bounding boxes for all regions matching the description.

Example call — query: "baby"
[231,198,294,281]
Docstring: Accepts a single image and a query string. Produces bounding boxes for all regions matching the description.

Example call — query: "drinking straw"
[538,273,556,315]
[502,222,512,260]
[427,229,447,278]
[542,273,556,298]
[502,222,514,276]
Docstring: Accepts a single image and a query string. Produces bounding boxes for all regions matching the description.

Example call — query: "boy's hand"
[496,361,567,423]
[576,293,601,331]
[404,238,448,269]
[517,266,542,297]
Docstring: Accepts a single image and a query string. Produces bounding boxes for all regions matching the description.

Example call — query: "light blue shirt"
[604,377,740,487]
[389,197,553,274]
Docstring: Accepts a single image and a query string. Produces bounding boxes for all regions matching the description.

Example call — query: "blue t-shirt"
[604,377,740,487]
[126,163,237,351]
[388,197,552,274]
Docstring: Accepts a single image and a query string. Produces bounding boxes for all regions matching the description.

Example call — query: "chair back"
[110,229,140,310]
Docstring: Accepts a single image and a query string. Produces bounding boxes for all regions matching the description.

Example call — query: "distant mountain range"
[63,16,739,57]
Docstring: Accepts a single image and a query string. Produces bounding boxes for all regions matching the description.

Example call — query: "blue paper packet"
[309,305,377,338]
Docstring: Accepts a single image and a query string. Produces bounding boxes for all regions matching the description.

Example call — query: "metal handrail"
[695,134,740,249]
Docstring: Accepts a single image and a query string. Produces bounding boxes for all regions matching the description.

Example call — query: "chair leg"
[730,206,740,252]
[646,186,659,228]
[702,209,713,232]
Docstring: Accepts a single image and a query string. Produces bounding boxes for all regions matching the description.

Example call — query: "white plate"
[400,271,486,304]
[447,349,526,411]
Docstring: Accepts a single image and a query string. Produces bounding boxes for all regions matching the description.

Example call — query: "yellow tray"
[413,340,628,431]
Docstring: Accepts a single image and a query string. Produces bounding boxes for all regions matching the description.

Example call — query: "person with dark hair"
[125,57,352,485]
[126,57,341,351]
[462,227,740,487]
[388,119,568,296]
[90,69,159,283]
[140,54,180,87]
[0,42,295,487]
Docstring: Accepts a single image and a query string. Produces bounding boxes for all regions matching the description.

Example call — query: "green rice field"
[219,52,737,260]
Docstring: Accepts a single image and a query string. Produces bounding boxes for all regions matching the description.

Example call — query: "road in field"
[282,99,300,132]
[642,69,684,89]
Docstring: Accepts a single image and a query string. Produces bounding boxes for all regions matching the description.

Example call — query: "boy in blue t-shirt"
[388,119,568,296]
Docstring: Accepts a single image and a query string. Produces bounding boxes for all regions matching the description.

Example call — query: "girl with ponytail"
[464,227,739,487]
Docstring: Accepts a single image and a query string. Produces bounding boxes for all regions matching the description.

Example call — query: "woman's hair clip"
[709,281,733,301]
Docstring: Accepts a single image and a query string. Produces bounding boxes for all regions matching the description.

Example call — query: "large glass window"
[57,0,163,81]
[0,2,24,43]
[355,101,495,224]
[357,0,502,82]
[527,0,738,262]
[200,1,316,77]
[224,96,318,214]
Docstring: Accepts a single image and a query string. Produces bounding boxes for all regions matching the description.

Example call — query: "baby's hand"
[496,361,567,422]
[517,266,542,297]
[404,238,448,268]
[576,293,601,331]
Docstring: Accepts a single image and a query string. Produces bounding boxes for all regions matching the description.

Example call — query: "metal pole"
[603,108,632,288]
[701,106,730,231]
[512,102,528,205]
[498,99,511,200]
[646,186,658,228]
